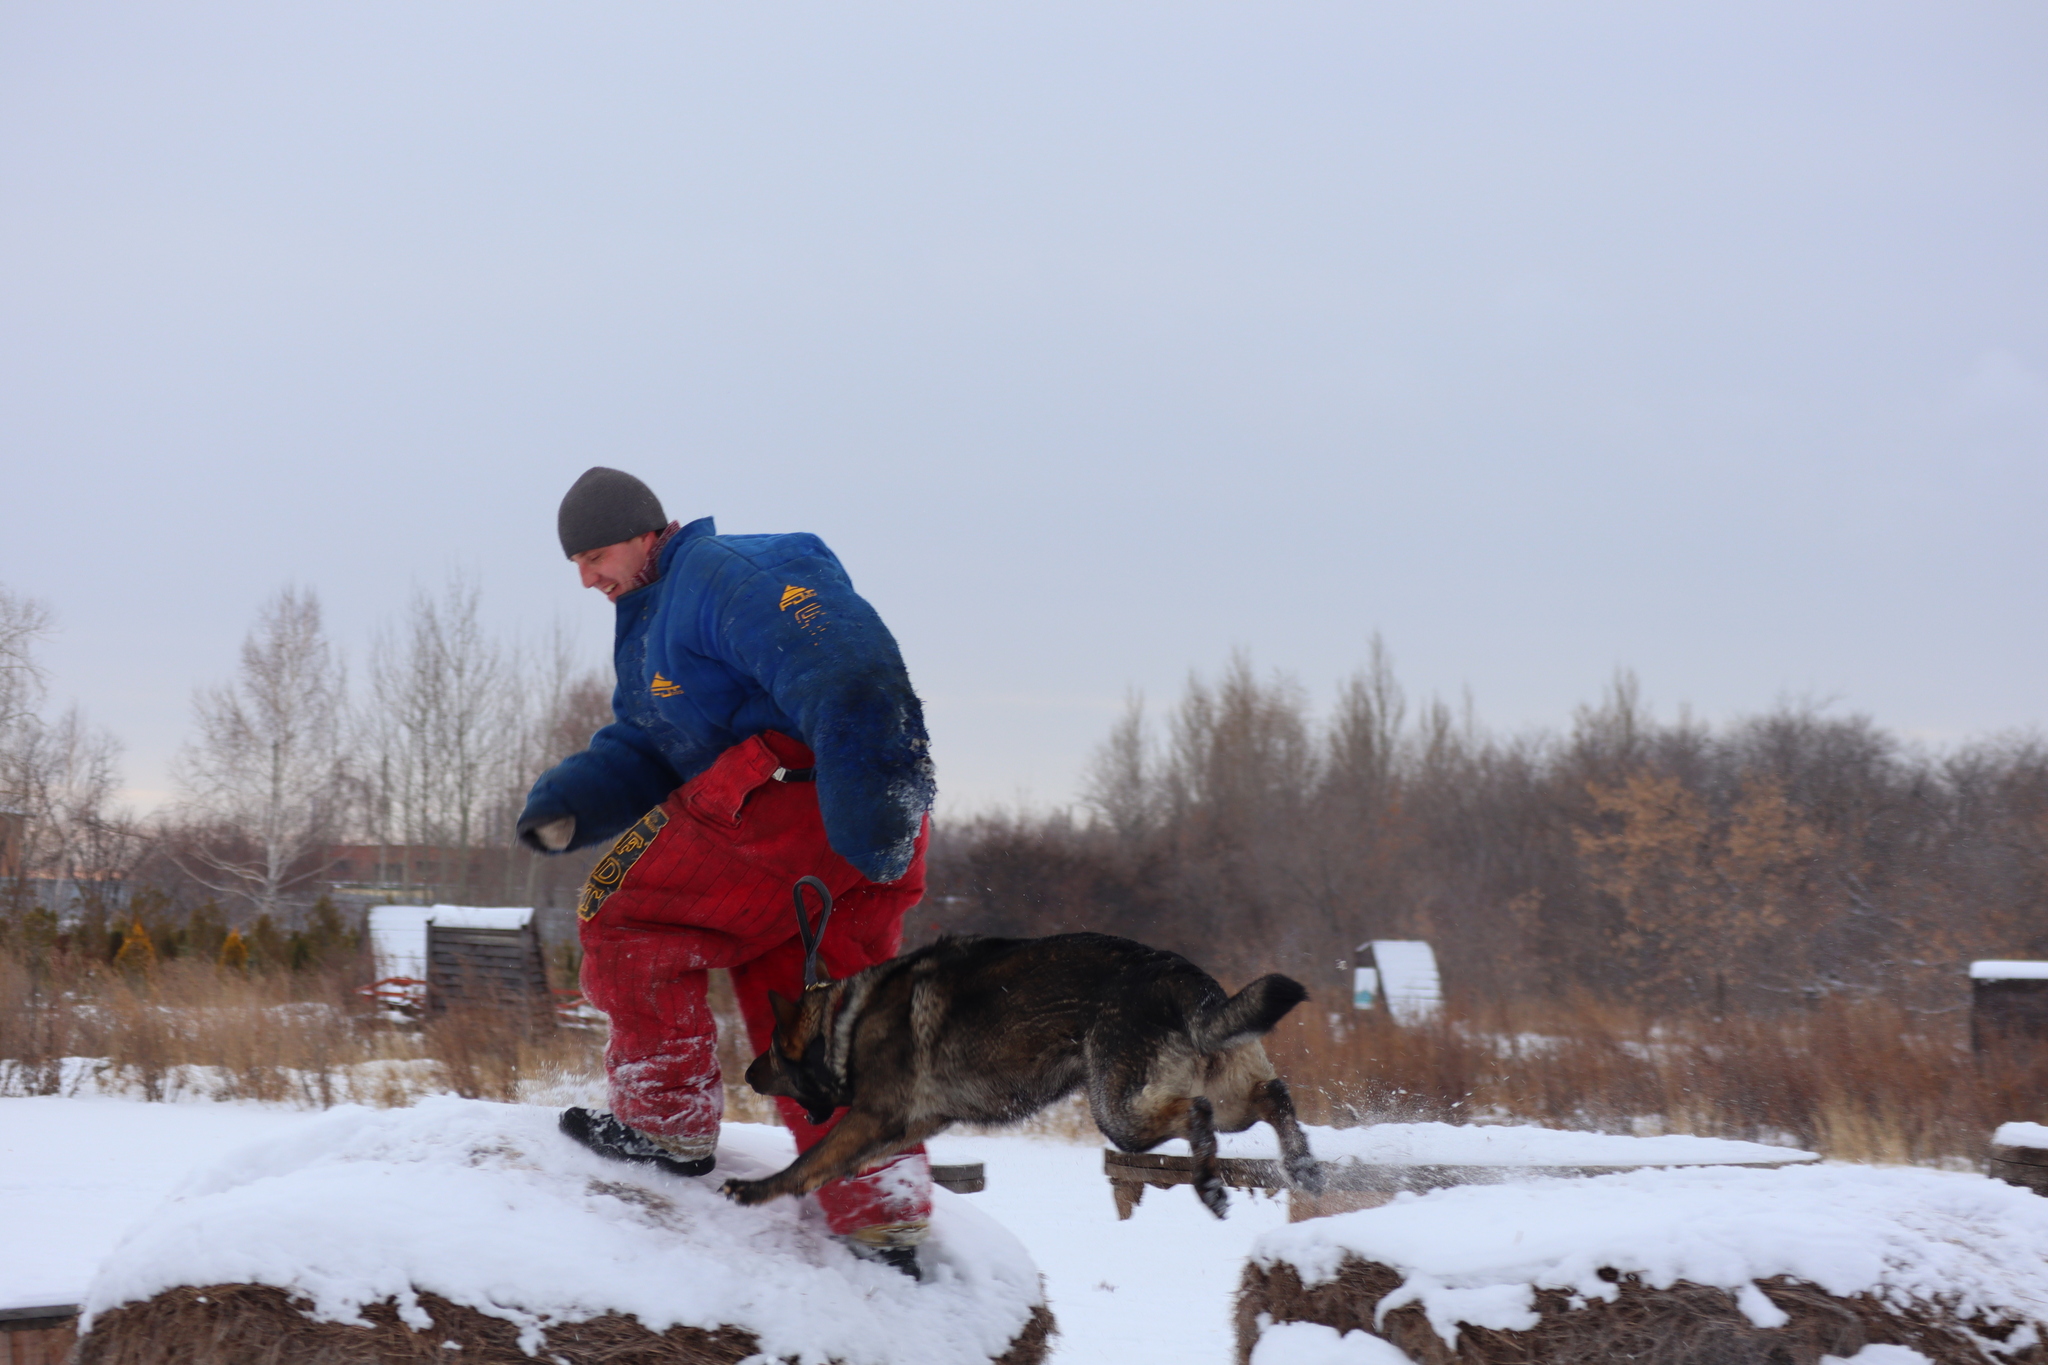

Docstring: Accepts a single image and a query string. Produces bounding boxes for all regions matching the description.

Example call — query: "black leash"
[793,875,835,988]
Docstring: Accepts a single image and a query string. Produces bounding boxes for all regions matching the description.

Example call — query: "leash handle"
[794,875,835,988]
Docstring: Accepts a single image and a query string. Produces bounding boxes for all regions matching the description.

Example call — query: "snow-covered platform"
[75,1097,1052,1365]
[1114,1121,1816,1220]
[1236,1162,2048,1365]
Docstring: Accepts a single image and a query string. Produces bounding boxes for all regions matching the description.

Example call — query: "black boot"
[844,1238,923,1280]
[558,1107,715,1178]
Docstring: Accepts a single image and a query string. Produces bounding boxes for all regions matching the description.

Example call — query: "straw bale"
[1236,1254,2048,1365]
[78,1283,1055,1365]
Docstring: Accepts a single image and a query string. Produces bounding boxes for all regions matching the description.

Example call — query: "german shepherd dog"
[722,932,1323,1217]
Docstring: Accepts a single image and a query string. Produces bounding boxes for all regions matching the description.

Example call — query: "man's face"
[572,532,658,601]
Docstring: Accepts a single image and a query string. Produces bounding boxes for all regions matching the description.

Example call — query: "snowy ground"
[1256,1163,2048,1349]
[0,1094,312,1310]
[8,1090,1997,1365]
[928,1130,1294,1361]
[79,1100,1045,1365]
[1,1092,1290,1363]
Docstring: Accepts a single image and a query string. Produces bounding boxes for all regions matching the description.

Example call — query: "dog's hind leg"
[1186,1096,1229,1219]
[1251,1077,1323,1194]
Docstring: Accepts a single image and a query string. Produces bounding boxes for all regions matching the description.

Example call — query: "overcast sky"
[2,2,2044,817]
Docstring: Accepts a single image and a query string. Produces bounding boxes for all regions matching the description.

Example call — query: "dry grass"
[0,944,605,1109]
[1266,994,2036,1166]
[78,1283,1057,1365]
[421,1000,606,1106]
[5,934,2034,1172]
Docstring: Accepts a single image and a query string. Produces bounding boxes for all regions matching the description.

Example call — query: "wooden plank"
[931,1162,986,1194]
[1103,1149,1810,1201]
[1105,1144,1812,1224]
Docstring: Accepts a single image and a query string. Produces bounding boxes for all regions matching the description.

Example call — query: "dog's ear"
[768,990,800,1031]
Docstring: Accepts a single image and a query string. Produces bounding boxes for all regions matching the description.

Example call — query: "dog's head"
[744,986,847,1126]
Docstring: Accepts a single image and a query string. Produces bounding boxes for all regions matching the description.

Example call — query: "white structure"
[368,904,534,982]
[1354,939,1442,1024]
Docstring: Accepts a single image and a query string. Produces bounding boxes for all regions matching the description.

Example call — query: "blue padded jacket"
[517,517,934,883]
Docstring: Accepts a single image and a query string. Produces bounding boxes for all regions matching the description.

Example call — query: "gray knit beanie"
[558,467,667,558]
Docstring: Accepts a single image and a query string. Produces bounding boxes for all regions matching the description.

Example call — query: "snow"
[3,1094,1981,1365]
[1970,960,2048,980]
[2,1092,1294,1362]
[1996,1122,2048,1149]
[80,1098,1042,1365]
[1359,941,1440,1024]
[424,905,537,930]
[0,1096,310,1310]
[926,1132,1293,1361]
[1249,1318,1416,1364]
[1159,1120,1816,1167]
[1251,1163,2048,1350]
[368,904,534,980]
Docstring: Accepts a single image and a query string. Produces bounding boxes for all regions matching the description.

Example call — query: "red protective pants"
[576,731,931,1236]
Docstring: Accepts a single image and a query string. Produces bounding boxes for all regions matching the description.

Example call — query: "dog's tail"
[1192,974,1308,1054]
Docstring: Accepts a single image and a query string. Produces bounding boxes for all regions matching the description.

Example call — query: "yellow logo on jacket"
[650,673,683,698]
[780,584,827,639]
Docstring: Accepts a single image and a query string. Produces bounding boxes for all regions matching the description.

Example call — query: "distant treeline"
[12,563,2047,1015]
[1,580,612,926]
[920,646,2048,1012]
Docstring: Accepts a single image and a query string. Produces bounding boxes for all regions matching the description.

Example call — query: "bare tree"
[0,589,135,909]
[507,620,610,816]
[7,706,131,901]
[0,587,52,883]
[542,670,614,767]
[0,587,52,739]
[1161,651,1317,852]
[506,630,614,906]
[1083,692,1153,842]
[171,587,345,919]
[1324,634,1405,815]
[365,580,517,898]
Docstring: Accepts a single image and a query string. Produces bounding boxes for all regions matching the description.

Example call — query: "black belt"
[772,766,815,783]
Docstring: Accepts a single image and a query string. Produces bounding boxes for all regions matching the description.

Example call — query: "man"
[518,467,937,1275]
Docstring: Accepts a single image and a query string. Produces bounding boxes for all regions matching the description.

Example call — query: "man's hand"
[518,815,576,853]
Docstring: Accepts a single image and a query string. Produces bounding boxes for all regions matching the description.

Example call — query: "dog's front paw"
[1287,1153,1326,1195]
[720,1177,775,1206]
